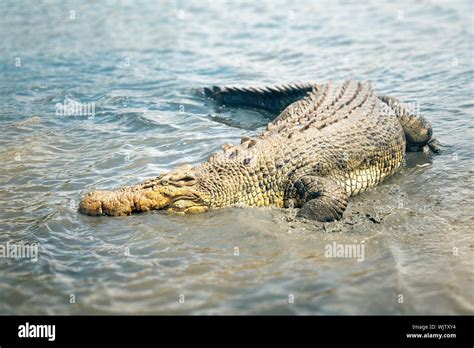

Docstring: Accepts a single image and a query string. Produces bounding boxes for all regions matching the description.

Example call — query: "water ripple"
[0,0,473,314]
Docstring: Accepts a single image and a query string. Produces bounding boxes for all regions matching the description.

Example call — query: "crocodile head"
[79,165,210,216]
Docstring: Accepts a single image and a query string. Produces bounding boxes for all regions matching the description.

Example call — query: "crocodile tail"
[203,83,316,114]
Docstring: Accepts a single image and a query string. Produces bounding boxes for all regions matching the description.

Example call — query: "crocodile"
[79,80,440,221]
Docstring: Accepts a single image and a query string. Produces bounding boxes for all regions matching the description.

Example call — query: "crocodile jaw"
[79,185,208,216]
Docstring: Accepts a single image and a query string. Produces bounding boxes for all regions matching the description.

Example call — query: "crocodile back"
[196,80,406,208]
[269,80,406,197]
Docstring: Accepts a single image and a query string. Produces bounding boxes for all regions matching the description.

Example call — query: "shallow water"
[0,0,473,314]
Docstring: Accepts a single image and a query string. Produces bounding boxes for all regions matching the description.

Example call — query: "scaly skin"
[79,80,439,221]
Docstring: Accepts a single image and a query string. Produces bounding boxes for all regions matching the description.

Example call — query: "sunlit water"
[0,0,473,314]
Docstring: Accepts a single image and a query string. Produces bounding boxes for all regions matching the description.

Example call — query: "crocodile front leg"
[293,176,348,222]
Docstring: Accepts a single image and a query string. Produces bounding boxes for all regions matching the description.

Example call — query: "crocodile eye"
[243,158,251,165]
[179,175,195,182]
[161,179,169,186]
